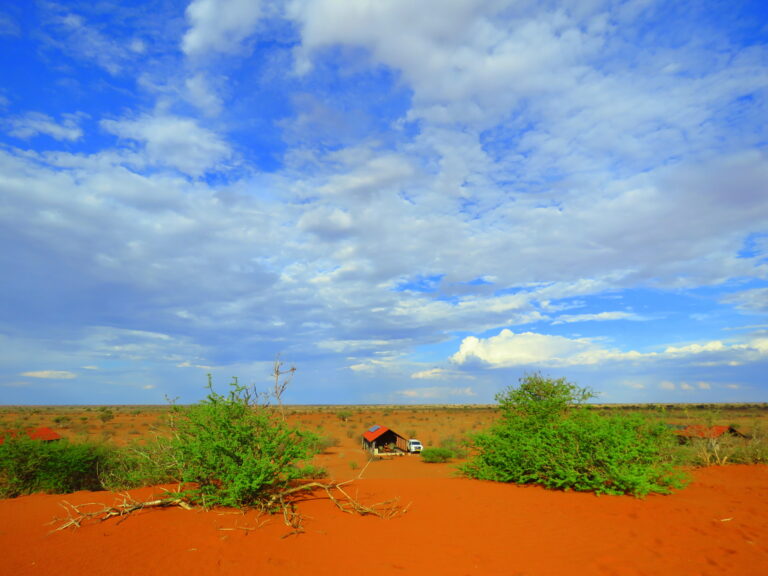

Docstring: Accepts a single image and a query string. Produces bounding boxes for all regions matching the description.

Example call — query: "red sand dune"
[1,462,767,576]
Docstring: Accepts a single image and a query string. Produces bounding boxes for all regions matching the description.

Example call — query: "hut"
[362,425,407,456]
[0,426,63,445]
[673,424,749,443]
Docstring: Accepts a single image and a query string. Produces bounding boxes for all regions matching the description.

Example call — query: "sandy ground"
[1,461,767,575]
[2,406,768,575]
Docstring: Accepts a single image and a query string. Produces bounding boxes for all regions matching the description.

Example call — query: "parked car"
[407,438,424,453]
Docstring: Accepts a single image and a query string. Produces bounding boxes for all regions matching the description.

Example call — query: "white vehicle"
[407,439,424,453]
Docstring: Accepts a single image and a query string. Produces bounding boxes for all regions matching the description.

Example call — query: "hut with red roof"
[361,425,407,456]
[0,426,62,445]
[673,424,748,443]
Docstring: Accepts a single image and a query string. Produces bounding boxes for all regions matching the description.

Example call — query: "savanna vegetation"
[1,371,767,505]
[461,373,687,496]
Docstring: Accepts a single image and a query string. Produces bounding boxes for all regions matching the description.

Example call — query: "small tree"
[461,373,685,496]
[168,375,319,509]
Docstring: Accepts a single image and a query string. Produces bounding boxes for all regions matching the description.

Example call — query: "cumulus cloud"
[21,370,76,379]
[451,329,768,369]
[101,114,232,176]
[451,329,642,368]
[290,0,601,127]
[182,0,263,58]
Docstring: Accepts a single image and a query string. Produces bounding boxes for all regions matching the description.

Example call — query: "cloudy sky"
[1,0,767,405]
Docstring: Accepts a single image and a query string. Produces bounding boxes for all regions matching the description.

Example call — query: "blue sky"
[1,0,767,405]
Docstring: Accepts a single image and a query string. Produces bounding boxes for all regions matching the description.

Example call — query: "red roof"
[675,425,731,439]
[28,427,63,441]
[363,425,390,443]
[0,426,63,445]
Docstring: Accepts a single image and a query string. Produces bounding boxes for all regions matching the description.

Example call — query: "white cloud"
[182,0,263,58]
[623,381,646,390]
[660,381,676,391]
[290,0,602,128]
[185,73,224,116]
[8,112,83,141]
[317,339,395,353]
[664,341,727,355]
[101,114,232,176]
[410,368,467,380]
[552,311,642,324]
[298,207,354,240]
[451,329,768,369]
[397,386,476,400]
[451,329,643,368]
[724,287,768,313]
[46,10,136,75]
[21,370,76,379]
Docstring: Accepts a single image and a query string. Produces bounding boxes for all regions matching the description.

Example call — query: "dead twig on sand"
[52,461,408,535]
[52,492,194,532]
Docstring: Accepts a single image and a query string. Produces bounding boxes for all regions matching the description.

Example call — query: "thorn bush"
[461,373,687,496]
[168,376,320,509]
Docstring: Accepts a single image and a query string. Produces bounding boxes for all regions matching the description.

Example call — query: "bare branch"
[272,357,296,421]
[52,471,408,536]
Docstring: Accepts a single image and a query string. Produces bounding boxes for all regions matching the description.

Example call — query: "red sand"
[1,463,767,576]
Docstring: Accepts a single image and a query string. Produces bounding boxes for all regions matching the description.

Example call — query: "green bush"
[421,447,454,463]
[310,435,340,454]
[0,435,114,498]
[99,408,115,423]
[461,373,686,496]
[439,435,469,459]
[336,410,353,422]
[168,376,320,509]
[98,440,177,491]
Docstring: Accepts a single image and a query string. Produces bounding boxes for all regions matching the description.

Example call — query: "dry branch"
[52,462,407,535]
[52,492,193,532]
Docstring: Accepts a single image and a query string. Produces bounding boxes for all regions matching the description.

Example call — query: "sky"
[1,0,767,406]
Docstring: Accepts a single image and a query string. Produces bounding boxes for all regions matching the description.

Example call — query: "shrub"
[167,376,320,509]
[309,435,340,454]
[99,408,115,423]
[336,410,353,422]
[0,435,114,498]
[461,373,686,496]
[98,441,177,491]
[672,424,768,467]
[421,447,454,463]
[439,435,469,459]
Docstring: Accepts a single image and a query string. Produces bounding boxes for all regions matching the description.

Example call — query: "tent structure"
[672,424,749,443]
[0,426,63,445]
[361,425,407,455]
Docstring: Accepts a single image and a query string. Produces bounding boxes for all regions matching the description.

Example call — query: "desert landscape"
[1,404,768,575]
